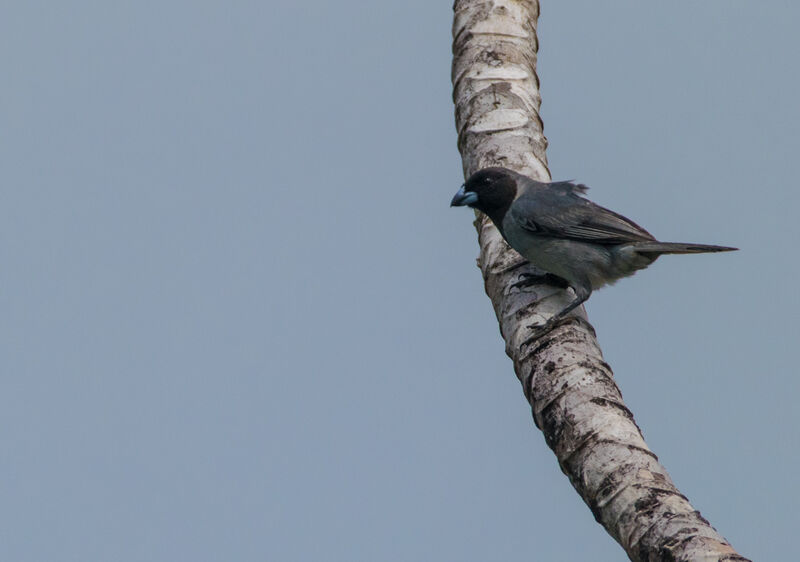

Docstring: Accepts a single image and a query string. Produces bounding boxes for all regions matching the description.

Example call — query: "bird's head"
[450,167,518,220]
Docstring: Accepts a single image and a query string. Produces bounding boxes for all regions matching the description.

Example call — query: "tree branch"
[451,1,749,560]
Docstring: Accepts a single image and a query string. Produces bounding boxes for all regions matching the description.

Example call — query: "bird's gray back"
[510,180,655,245]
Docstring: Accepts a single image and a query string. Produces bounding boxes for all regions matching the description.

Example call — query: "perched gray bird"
[451,167,736,334]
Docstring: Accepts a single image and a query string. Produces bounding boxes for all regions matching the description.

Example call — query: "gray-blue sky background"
[2,1,797,560]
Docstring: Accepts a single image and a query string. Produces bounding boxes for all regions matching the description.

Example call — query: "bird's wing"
[510,185,655,244]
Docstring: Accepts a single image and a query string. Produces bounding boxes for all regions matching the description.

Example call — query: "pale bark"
[451,2,749,561]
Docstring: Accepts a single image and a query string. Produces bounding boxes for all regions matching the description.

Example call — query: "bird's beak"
[450,184,478,207]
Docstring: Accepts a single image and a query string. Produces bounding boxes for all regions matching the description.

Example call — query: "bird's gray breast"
[501,213,616,289]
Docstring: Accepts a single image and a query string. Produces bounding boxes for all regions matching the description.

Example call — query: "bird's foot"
[511,272,569,291]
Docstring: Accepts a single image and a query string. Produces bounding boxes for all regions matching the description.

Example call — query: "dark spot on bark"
[651,544,678,562]
[635,496,659,517]
[692,510,711,526]
[590,397,635,420]
[638,515,699,561]
[514,301,540,320]
[595,471,620,499]
[540,409,562,450]
[649,472,668,485]
[648,527,748,562]
[519,331,560,357]
[482,49,503,67]
[520,334,589,360]
[626,443,659,461]
[551,315,597,338]
[635,488,682,518]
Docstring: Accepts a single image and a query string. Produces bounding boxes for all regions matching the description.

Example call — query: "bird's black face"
[450,168,518,221]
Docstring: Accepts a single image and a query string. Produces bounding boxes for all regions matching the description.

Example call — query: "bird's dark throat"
[473,177,516,226]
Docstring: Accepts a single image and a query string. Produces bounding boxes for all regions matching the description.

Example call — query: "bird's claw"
[511,272,569,291]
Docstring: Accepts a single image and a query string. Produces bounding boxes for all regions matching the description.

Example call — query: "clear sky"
[2,1,797,560]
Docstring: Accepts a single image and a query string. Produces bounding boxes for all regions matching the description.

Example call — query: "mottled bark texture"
[451,2,749,561]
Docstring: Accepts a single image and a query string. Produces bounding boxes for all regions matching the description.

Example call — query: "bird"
[450,167,737,335]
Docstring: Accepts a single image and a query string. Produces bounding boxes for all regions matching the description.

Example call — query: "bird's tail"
[633,241,738,255]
